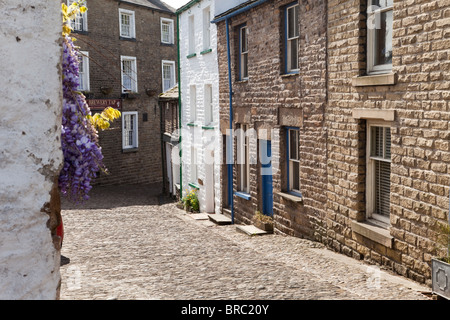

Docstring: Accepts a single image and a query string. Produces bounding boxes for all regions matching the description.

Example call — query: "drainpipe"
[177,12,182,197]
[226,18,234,224]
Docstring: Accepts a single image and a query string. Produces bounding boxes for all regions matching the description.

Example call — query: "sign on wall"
[87,99,122,111]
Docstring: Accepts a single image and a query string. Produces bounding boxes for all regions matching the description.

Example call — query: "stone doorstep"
[236,225,269,236]
[208,214,232,225]
[188,213,209,220]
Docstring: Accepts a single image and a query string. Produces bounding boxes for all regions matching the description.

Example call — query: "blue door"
[261,140,273,216]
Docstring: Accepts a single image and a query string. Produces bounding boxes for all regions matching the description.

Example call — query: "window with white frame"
[287,128,301,195]
[190,146,198,183]
[161,18,174,44]
[285,2,299,73]
[162,60,176,92]
[204,84,213,125]
[121,56,138,93]
[239,25,248,80]
[68,0,88,32]
[122,111,139,150]
[367,121,391,226]
[238,124,250,194]
[367,0,393,74]
[189,85,197,123]
[203,7,211,50]
[78,51,90,92]
[188,15,195,54]
[119,8,136,39]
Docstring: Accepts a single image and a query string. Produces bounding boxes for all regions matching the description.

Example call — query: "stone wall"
[327,0,450,285]
[0,0,63,299]
[216,0,328,238]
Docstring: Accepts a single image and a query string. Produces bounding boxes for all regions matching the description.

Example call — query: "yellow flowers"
[181,189,200,212]
[87,107,122,131]
[62,0,88,36]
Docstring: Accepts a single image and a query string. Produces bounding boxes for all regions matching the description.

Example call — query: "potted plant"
[181,189,199,213]
[253,211,273,233]
[432,220,450,300]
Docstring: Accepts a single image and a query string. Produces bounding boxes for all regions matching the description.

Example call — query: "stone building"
[178,0,223,214]
[66,0,177,186]
[213,0,328,234]
[326,0,450,285]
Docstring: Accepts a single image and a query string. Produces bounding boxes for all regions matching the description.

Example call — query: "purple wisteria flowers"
[59,35,105,202]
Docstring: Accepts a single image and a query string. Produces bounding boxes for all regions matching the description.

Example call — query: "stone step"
[236,225,269,236]
[208,214,232,225]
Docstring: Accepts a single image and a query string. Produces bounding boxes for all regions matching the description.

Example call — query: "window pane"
[374,10,393,66]
[375,160,391,217]
[162,22,170,42]
[241,27,247,53]
[289,130,298,160]
[384,127,391,159]
[287,5,299,39]
[241,53,248,79]
[121,14,130,37]
[291,161,300,191]
[123,60,133,90]
[288,38,299,70]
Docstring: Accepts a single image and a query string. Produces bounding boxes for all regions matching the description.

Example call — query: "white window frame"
[237,124,250,194]
[366,120,392,227]
[189,85,197,123]
[367,0,393,74]
[204,84,213,125]
[119,8,136,39]
[287,128,301,195]
[161,17,174,44]
[239,25,249,80]
[203,6,211,50]
[121,56,138,93]
[122,111,139,150]
[285,3,299,73]
[162,60,176,92]
[188,15,195,54]
[78,51,90,92]
[68,0,88,32]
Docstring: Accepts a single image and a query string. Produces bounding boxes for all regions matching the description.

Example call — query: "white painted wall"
[0,0,63,299]
[179,0,222,214]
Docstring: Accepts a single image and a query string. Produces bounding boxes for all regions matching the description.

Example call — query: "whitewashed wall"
[180,0,222,214]
[0,0,63,299]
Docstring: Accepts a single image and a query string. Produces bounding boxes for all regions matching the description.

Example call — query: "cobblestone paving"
[59,185,431,300]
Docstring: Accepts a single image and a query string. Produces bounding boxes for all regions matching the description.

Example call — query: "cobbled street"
[59,184,430,300]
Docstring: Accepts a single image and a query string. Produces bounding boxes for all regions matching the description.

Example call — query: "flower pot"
[432,258,450,300]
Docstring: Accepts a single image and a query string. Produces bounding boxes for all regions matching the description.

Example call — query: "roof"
[159,84,179,100]
[118,0,176,13]
[175,0,201,14]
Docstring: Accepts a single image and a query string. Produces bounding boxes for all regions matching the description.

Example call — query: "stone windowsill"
[352,72,397,87]
[351,220,393,248]
[280,72,299,78]
[277,191,303,203]
[122,147,138,153]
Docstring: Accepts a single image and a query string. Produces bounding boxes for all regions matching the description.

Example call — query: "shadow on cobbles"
[61,183,174,210]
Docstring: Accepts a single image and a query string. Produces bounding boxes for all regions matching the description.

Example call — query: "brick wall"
[327,0,450,284]
[71,0,177,186]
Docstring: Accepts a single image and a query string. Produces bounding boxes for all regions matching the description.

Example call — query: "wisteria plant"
[60,1,120,202]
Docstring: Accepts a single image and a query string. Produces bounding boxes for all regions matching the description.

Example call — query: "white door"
[205,152,215,213]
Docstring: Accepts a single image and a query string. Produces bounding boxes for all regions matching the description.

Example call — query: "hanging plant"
[59,1,120,203]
